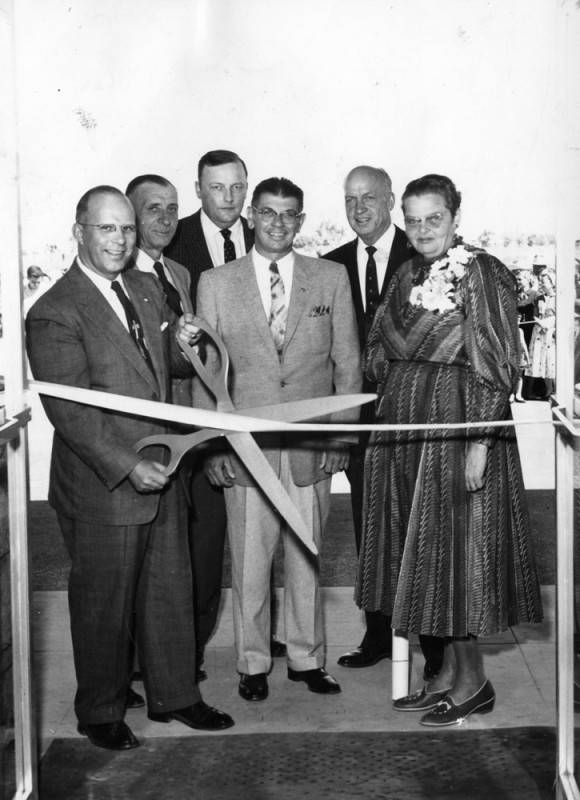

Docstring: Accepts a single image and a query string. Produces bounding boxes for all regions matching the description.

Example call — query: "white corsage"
[409,244,472,313]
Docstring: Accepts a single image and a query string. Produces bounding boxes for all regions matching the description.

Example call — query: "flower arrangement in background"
[294,220,347,257]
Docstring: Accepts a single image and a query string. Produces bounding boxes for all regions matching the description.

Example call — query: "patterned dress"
[355,245,543,638]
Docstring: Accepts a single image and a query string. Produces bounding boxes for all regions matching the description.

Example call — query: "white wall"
[14,0,570,270]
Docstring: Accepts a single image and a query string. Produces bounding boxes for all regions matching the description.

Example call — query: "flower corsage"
[409,243,473,313]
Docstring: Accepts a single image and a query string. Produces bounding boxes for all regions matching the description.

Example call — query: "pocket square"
[160,321,169,331]
[308,305,331,317]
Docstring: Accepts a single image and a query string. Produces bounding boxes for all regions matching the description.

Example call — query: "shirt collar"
[251,247,295,272]
[200,208,243,239]
[357,223,396,256]
[76,256,127,292]
[135,248,164,273]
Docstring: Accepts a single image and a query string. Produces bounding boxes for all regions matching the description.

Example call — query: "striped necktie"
[269,261,287,357]
[111,280,155,373]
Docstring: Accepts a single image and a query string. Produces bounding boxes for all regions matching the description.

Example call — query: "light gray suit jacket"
[195,250,362,487]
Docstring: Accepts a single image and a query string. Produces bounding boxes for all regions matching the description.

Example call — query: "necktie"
[110,280,155,372]
[269,262,287,357]
[220,228,236,263]
[365,245,379,328]
[153,261,183,317]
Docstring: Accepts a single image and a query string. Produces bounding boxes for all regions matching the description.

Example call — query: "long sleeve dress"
[354,244,543,638]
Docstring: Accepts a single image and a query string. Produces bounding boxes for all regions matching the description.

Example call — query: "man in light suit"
[26,186,234,751]
[324,165,443,679]
[195,177,361,702]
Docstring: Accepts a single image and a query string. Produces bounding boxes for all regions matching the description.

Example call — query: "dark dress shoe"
[393,687,450,712]
[126,687,145,709]
[337,646,391,668]
[239,673,269,701]
[288,667,341,694]
[420,680,495,727]
[148,701,234,730]
[77,720,139,750]
[270,639,287,658]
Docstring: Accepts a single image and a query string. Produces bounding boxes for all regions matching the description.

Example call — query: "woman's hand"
[465,442,489,492]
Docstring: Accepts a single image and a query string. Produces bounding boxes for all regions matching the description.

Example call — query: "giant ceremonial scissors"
[135,316,374,556]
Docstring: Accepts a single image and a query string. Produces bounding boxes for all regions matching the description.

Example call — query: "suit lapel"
[235,255,278,356]
[71,265,161,394]
[190,211,214,273]
[283,254,312,351]
[383,225,414,298]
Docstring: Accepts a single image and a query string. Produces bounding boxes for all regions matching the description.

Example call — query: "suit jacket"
[26,262,191,525]
[164,209,254,307]
[194,252,362,486]
[324,225,415,349]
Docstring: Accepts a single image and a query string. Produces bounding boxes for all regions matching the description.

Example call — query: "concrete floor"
[31,400,559,755]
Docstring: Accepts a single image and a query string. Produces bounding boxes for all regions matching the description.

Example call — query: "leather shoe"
[271,639,287,658]
[337,646,391,668]
[420,680,495,727]
[126,687,145,709]
[288,667,341,694]
[393,687,450,712]
[148,701,234,730]
[239,673,269,702]
[77,720,139,750]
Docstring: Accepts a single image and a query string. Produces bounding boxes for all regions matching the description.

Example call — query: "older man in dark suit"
[26,185,234,751]
[325,165,444,679]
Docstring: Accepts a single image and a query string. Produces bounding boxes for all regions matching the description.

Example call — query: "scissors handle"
[135,428,225,476]
[179,316,233,410]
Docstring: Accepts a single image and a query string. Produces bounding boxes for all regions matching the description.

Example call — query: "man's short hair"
[75,185,127,222]
[197,150,248,181]
[125,174,173,198]
[251,177,304,212]
[345,166,392,193]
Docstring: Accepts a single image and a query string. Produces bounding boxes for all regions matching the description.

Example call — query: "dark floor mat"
[39,728,556,800]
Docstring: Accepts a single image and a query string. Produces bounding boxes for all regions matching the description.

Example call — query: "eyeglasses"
[78,223,137,235]
[252,207,302,224]
[404,213,446,230]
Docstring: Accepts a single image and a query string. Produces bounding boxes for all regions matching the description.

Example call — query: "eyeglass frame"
[77,222,137,235]
[251,206,304,224]
[403,212,448,230]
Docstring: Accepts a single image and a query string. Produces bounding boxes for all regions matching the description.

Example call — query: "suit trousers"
[225,452,330,675]
[59,478,201,724]
[189,462,227,655]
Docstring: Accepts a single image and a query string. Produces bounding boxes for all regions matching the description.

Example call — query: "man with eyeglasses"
[324,165,444,681]
[26,185,234,751]
[194,177,361,702]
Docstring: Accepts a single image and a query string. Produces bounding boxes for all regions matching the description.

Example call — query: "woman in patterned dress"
[355,174,543,727]
[525,267,556,398]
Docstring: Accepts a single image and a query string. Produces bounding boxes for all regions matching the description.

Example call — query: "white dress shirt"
[201,210,246,267]
[134,248,178,288]
[77,258,131,331]
[252,247,294,318]
[356,224,396,311]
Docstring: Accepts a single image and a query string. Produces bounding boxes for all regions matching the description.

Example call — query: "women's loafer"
[419,679,495,727]
[393,687,450,712]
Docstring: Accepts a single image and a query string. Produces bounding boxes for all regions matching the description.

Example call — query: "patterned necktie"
[269,261,287,357]
[220,228,236,263]
[153,261,183,317]
[365,245,379,328]
[110,280,155,372]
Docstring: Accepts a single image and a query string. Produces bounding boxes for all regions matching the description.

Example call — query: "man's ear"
[246,205,255,230]
[195,181,201,200]
[72,221,83,244]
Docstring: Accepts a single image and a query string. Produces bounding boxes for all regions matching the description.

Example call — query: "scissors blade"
[225,431,318,556]
[239,393,376,422]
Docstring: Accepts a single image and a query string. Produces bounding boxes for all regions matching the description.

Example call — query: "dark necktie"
[269,261,287,357]
[365,245,379,327]
[153,261,183,317]
[110,280,155,372]
[220,228,236,263]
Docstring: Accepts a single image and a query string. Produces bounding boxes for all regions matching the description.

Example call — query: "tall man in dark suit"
[325,166,444,678]
[164,149,253,306]
[26,186,234,751]
[165,151,285,672]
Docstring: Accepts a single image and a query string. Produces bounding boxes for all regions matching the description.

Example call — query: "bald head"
[344,166,394,245]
